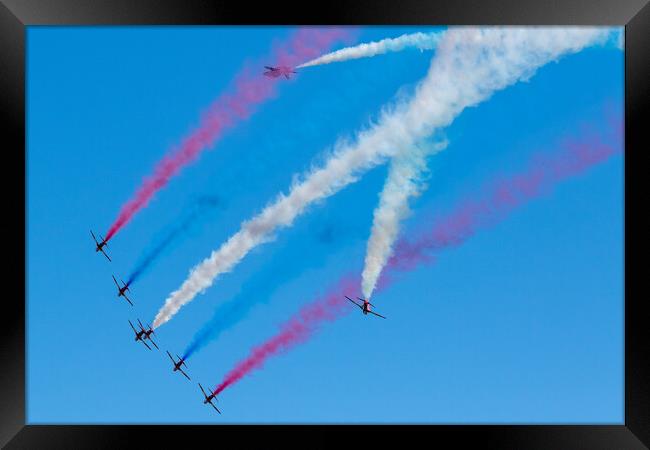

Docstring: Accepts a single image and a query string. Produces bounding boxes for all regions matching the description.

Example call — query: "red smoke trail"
[385,126,622,275]
[211,120,622,396]
[104,27,352,242]
[212,276,357,395]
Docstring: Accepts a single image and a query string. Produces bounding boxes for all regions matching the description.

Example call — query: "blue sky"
[27,26,623,423]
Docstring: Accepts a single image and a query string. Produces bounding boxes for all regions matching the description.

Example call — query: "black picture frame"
[2,0,647,447]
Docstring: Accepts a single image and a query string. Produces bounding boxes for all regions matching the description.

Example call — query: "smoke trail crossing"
[361,139,447,299]
[153,27,613,329]
[103,27,350,242]
[386,126,623,274]
[207,117,623,395]
[296,30,445,68]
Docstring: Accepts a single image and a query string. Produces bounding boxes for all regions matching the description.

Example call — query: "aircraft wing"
[345,296,363,309]
[369,310,387,319]
[148,338,159,350]
[264,66,275,70]
[179,368,191,380]
[210,401,222,414]
[101,248,112,262]
[199,383,208,397]
[112,275,121,289]
[128,320,138,334]
[123,293,134,306]
[166,350,176,364]
[90,230,98,244]
[284,73,290,79]
[141,339,152,350]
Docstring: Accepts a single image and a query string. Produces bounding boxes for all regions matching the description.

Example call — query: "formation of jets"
[129,319,159,350]
[91,230,222,413]
[90,64,391,417]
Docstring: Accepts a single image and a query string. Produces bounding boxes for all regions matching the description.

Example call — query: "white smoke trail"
[361,139,447,299]
[153,27,612,329]
[296,31,445,68]
[361,26,623,300]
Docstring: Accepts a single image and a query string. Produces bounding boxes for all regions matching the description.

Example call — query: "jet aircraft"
[136,319,158,349]
[112,275,133,306]
[345,296,386,319]
[129,320,152,350]
[198,383,221,414]
[263,65,296,79]
[166,351,191,380]
[90,230,111,261]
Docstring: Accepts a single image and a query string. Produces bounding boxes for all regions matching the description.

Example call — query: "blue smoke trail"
[126,196,221,287]
[182,223,357,360]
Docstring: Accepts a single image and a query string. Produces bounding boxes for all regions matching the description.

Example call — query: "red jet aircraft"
[263,65,297,79]
[129,320,152,350]
[345,296,387,319]
[198,383,222,414]
[166,351,191,380]
[90,230,111,261]
[136,319,158,349]
[112,275,133,306]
